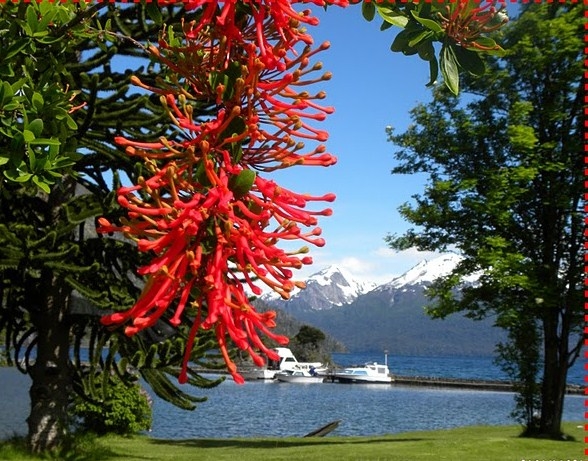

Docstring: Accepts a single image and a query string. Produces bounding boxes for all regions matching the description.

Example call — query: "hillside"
[263,255,505,356]
[287,286,503,356]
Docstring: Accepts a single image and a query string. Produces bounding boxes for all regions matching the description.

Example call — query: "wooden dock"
[390,375,583,395]
[195,367,584,395]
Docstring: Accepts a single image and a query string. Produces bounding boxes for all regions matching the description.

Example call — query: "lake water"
[1,354,584,440]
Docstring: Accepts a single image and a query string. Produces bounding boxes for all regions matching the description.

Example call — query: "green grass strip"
[0,423,584,461]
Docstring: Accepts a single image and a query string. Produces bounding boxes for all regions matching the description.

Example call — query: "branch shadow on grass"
[148,437,426,450]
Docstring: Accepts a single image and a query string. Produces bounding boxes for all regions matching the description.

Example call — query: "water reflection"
[1,366,583,440]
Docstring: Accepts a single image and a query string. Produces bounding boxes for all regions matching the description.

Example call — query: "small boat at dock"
[239,347,327,381]
[330,362,393,384]
[275,369,325,384]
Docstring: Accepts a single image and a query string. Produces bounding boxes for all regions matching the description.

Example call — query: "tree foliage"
[0,3,222,452]
[72,373,152,436]
[290,324,327,362]
[385,3,583,439]
[363,1,507,94]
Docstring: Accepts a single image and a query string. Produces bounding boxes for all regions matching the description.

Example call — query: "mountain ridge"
[261,264,376,312]
[261,254,504,355]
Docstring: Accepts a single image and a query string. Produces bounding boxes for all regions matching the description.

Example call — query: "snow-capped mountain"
[261,255,467,314]
[261,265,376,312]
[380,253,464,292]
[264,254,502,356]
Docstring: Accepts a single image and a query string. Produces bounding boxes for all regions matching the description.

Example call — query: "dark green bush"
[72,377,152,436]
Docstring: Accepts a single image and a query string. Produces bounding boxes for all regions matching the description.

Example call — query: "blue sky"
[271,4,446,284]
[109,3,513,285]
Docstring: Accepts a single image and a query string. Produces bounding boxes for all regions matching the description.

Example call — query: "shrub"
[72,377,152,436]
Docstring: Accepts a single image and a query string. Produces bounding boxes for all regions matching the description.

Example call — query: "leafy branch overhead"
[363,1,508,94]
[385,3,583,438]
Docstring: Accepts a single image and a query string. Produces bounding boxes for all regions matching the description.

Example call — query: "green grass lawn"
[1,423,585,461]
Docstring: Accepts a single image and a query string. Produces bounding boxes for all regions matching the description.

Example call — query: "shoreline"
[3,364,583,395]
[388,375,583,395]
[221,367,585,395]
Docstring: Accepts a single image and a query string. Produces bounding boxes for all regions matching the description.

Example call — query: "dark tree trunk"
[27,270,73,453]
[538,306,569,439]
[26,181,77,453]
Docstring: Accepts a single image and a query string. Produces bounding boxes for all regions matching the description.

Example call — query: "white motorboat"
[331,362,393,384]
[275,369,325,384]
[240,368,277,381]
[239,347,327,381]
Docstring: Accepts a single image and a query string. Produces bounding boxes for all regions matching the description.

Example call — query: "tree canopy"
[386,3,583,439]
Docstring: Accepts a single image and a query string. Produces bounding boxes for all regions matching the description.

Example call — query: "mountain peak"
[306,265,376,296]
[261,264,375,311]
[385,253,463,289]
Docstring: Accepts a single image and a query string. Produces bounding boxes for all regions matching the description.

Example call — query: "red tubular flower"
[99,0,345,383]
[438,1,508,51]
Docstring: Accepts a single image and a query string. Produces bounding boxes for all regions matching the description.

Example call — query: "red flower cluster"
[98,1,344,384]
[437,1,508,51]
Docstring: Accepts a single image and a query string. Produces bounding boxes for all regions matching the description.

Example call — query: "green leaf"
[25,6,38,35]
[194,162,212,187]
[417,40,435,62]
[32,30,49,38]
[220,115,246,141]
[28,144,37,170]
[229,141,243,163]
[33,35,63,45]
[28,118,44,138]
[2,101,20,111]
[376,5,409,28]
[23,129,35,142]
[29,137,61,146]
[4,40,29,60]
[410,10,443,33]
[0,81,14,105]
[32,175,51,194]
[362,1,376,21]
[229,169,256,199]
[454,46,486,76]
[440,43,459,95]
[38,9,56,32]
[146,2,163,24]
[471,37,499,51]
[65,114,78,130]
[391,29,410,53]
[32,92,44,111]
[380,20,393,31]
[426,57,439,88]
[4,169,32,183]
[408,30,433,49]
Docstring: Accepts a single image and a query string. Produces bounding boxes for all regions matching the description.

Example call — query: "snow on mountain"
[305,265,376,303]
[260,265,375,311]
[256,254,498,355]
[259,254,480,312]
[375,253,481,294]
[386,253,463,289]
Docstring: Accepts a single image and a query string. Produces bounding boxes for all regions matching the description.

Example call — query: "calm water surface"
[1,354,584,439]
[147,377,583,439]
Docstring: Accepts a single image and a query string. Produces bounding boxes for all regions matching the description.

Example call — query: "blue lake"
[1,354,584,440]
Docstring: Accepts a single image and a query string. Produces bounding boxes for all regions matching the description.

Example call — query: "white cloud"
[287,244,455,287]
[337,256,376,275]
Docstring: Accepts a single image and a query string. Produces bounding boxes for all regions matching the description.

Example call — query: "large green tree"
[386,3,583,439]
[0,3,222,453]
